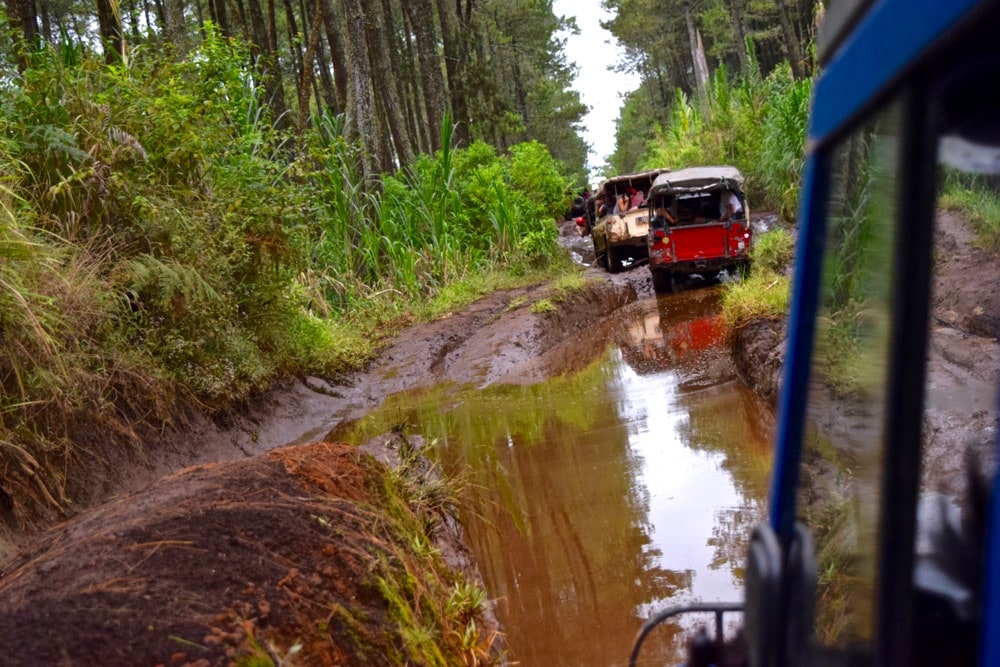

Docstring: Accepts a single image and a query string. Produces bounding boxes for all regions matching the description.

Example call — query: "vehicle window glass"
[800,99,902,648]
[915,87,1000,626]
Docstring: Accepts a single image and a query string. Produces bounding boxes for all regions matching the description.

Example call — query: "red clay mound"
[0,440,496,666]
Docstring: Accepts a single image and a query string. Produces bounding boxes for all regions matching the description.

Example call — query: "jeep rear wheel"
[607,247,624,273]
[651,270,674,293]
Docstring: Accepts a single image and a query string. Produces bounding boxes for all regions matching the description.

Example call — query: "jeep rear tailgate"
[670,224,728,261]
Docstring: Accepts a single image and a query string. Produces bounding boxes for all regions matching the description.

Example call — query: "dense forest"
[4,0,591,179]
[601,0,817,218]
[0,0,821,529]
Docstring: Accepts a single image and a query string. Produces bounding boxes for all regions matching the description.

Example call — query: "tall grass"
[641,62,812,220]
[720,230,793,328]
[940,170,1000,247]
[0,31,573,529]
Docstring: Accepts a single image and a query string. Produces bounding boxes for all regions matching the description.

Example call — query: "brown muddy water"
[329,287,775,666]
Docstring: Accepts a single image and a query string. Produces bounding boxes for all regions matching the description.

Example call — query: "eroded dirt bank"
[0,438,500,666]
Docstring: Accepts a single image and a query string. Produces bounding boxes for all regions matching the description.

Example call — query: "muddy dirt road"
[0,210,996,666]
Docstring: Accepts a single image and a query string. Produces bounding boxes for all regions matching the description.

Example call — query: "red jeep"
[645,166,752,292]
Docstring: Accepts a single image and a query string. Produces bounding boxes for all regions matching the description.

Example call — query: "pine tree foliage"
[603,0,819,115]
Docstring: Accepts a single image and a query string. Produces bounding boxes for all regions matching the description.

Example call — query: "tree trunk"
[380,0,416,165]
[95,0,124,63]
[207,0,230,36]
[684,3,709,91]
[232,0,250,41]
[401,0,446,152]
[313,15,338,116]
[363,0,410,169]
[342,0,390,179]
[394,1,427,156]
[320,0,348,115]
[163,0,189,56]
[5,0,39,69]
[265,0,291,125]
[283,0,303,103]
[39,0,52,42]
[398,3,430,153]
[727,0,750,74]
[435,0,469,147]
[774,0,804,79]
[247,0,288,127]
[297,0,324,136]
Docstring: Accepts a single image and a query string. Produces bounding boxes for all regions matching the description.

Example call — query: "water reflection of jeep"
[590,168,671,273]
[617,290,726,377]
[646,166,752,292]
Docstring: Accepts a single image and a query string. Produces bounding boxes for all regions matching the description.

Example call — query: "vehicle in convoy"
[630,1,1000,666]
[567,194,597,237]
[645,166,752,293]
[590,168,671,272]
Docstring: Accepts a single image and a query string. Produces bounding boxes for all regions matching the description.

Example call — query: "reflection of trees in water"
[476,416,694,665]
[677,382,773,587]
[331,354,692,664]
[708,506,760,584]
[678,384,773,501]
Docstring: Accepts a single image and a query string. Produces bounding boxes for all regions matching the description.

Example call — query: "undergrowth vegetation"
[0,32,575,528]
[639,61,812,220]
[373,437,501,665]
[721,228,793,327]
[940,171,1000,248]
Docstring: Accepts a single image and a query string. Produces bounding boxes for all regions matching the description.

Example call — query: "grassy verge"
[939,174,1000,248]
[371,436,502,665]
[720,228,794,328]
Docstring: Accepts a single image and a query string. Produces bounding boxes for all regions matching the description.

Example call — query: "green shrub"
[759,64,812,220]
[751,228,795,275]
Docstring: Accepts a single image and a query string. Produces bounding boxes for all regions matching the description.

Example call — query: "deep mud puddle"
[330,287,775,666]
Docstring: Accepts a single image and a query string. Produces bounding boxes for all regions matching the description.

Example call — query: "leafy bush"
[758,64,812,220]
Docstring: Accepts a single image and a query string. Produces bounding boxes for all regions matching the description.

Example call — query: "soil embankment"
[0,272,638,664]
[0,440,473,666]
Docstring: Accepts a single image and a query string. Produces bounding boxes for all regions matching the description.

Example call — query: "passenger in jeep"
[718,189,743,221]
[652,197,677,227]
[615,187,645,214]
[598,192,615,217]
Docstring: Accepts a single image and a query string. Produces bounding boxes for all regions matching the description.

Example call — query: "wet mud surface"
[0,210,996,664]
